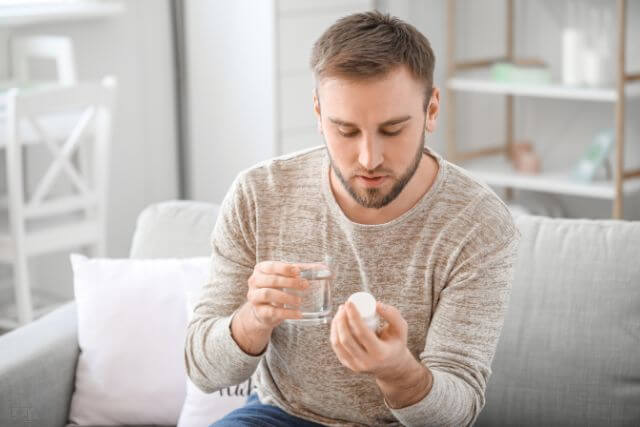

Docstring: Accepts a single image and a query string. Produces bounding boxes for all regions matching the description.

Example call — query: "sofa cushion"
[127,200,253,423]
[476,215,640,426]
[129,200,220,259]
[68,255,210,426]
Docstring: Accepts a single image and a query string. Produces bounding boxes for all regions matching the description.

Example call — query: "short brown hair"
[310,11,435,111]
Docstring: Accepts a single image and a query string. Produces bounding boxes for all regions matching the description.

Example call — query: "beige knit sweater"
[185,146,520,426]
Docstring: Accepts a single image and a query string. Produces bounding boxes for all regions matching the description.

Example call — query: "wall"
[185,0,277,203]
[0,0,179,304]
[276,0,375,155]
[184,0,377,204]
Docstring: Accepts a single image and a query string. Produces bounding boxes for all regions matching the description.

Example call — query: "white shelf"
[0,1,124,27]
[447,76,640,102]
[460,155,640,200]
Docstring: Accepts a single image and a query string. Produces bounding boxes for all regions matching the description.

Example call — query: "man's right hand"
[230,261,309,355]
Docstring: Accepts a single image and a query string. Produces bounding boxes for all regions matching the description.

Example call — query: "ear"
[313,88,322,134]
[425,87,440,133]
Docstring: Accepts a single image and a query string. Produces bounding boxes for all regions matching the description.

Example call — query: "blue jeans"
[210,393,326,427]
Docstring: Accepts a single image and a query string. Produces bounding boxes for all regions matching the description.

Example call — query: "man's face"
[314,66,438,209]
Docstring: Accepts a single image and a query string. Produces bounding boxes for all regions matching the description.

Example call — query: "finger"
[334,343,357,371]
[254,304,302,324]
[344,301,380,353]
[293,262,331,274]
[376,302,407,335]
[248,288,302,308]
[336,305,367,360]
[330,310,341,352]
[330,309,339,346]
[258,260,301,277]
[294,261,329,269]
[252,270,309,290]
[330,308,357,370]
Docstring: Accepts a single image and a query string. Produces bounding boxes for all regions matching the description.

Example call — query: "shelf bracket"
[626,73,640,82]
[623,169,640,180]
[455,57,508,71]
[456,146,508,162]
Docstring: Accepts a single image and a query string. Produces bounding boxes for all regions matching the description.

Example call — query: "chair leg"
[78,138,106,260]
[12,250,33,325]
[6,137,34,325]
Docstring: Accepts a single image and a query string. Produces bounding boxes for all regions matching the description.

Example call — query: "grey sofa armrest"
[0,302,79,427]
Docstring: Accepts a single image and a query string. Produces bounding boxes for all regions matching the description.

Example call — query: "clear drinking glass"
[284,264,332,325]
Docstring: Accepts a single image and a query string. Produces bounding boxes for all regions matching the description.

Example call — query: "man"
[185,11,520,427]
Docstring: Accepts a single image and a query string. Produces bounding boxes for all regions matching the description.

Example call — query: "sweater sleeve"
[389,197,521,426]
[184,173,262,393]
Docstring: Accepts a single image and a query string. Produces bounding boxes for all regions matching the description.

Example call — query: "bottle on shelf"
[562,1,585,86]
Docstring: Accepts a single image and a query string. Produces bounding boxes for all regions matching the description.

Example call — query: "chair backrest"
[4,77,117,224]
[10,35,77,85]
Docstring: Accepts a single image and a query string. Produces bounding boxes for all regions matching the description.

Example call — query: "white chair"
[0,76,116,328]
[10,35,77,86]
[0,35,78,210]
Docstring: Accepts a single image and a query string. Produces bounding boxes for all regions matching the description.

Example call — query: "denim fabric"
[210,393,326,427]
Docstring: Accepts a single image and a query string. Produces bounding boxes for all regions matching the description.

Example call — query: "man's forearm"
[376,351,433,409]
[230,303,273,356]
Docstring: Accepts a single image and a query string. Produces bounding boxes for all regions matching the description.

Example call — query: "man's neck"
[329,152,439,225]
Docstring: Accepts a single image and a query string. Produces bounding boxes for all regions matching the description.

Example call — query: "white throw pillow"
[177,291,252,427]
[68,253,210,425]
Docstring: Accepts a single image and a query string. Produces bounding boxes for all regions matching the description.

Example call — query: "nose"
[357,133,383,172]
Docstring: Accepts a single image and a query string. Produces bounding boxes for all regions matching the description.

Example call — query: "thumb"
[376,302,406,333]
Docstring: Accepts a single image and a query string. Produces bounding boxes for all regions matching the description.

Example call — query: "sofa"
[0,200,638,427]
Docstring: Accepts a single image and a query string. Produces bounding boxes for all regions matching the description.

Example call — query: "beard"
[326,129,426,209]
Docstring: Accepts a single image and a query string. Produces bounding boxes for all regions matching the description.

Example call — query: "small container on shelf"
[491,59,551,85]
[571,129,615,182]
[510,142,541,175]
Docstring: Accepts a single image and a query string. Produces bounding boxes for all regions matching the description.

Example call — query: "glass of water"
[284,264,332,325]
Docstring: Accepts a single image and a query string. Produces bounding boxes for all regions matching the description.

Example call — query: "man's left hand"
[330,300,433,408]
[330,300,413,381]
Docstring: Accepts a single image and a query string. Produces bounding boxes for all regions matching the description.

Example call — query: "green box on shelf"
[491,62,552,85]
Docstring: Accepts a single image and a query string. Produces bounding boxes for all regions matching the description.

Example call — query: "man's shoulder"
[237,145,326,190]
[440,160,518,243]
[232,146,326,203]
[441,160,496,200]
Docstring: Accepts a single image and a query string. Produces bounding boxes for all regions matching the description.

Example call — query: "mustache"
[351,167,394,177]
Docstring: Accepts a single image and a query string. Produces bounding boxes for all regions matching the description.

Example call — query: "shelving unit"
[445,0,640,219]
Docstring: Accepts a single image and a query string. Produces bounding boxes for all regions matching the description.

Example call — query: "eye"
[338,129,359,138]
[381,129,402,137]
[337,128,403,137]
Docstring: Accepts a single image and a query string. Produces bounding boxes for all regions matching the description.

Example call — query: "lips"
[357,175,387,187]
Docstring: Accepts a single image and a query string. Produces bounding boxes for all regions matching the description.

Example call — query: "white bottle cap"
[348,292,377,319]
